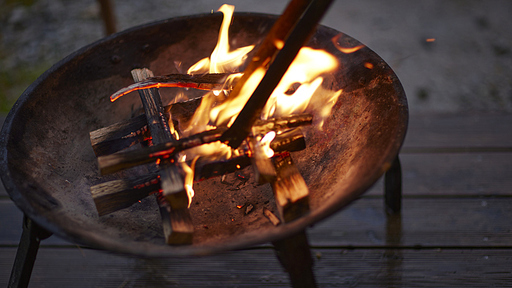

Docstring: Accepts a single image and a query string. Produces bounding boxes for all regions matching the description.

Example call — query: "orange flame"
[332,34,365,54]
[187,4,254,75]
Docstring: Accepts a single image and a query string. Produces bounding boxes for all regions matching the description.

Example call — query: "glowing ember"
[426,38,436,42]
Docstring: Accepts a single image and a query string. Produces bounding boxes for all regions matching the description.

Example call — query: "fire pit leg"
[272,230,317,288]
[8,216,52,288]
[385,155,402,214]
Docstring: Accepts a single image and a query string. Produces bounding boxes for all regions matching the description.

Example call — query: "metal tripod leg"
[273,230,317,288]
[8,215,52,288]
[385,155,402,214]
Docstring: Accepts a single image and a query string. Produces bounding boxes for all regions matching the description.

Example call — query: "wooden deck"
[1,112,512,287]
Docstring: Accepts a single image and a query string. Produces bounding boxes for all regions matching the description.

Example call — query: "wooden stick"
[97,114,312,174]
[90,97,203,156]
[97,128,225,175]
[221,0,334,148]
[157,195,193,245]
[132,68,193,245]
[90,114,149,156]
[91,95,312,156]
[91,172,159,216]
[110,73,234,102]
[91,130,306,215]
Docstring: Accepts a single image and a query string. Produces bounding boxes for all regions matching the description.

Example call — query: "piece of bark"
[132,68,189,210]
[271,152,310,223]
[132,68,193,244]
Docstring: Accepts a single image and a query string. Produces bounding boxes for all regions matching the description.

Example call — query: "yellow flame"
[332,34,365,54]
[187,4,254,75]
[257,131,276,158]
[261,47,340,122]
[181,156,198,208]
[173,5,345,205]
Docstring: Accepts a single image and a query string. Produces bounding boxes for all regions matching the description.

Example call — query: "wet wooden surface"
[1,112,512,287]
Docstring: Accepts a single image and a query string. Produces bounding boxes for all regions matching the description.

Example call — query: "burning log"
[131,68,193,245]
[97,114,312,175]
[91,130,307,215]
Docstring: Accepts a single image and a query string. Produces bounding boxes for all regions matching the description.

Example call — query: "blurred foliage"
[0,63,50,113]
[5,0,36,6]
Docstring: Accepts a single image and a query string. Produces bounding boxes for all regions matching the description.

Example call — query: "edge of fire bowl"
[0,12,408,257]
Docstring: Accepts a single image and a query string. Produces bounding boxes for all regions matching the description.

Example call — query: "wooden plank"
[308,198,512,247]
[403,113,512,150]
[0,200,72,246]
[366,152,512,196]
[3,197,512,248]
[1,247,512,287]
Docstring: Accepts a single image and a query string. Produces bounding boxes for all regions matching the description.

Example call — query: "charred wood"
[97,115,311,174]
[110,73,234,102]
[132,68,193,244]
[91,173,159,216]
[92,131,307,216]
[90,114,149,156]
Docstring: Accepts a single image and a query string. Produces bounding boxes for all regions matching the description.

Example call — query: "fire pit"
[0,5,407,287]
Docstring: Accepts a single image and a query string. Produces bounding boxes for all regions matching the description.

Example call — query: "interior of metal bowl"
[0,12,407,257]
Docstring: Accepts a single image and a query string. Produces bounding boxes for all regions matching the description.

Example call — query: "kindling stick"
[131,68,193,245]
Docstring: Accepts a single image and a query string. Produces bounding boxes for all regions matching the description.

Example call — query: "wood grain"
[1,247,511,287]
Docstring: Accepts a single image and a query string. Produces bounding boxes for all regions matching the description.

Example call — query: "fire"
[110,5,344,204]
[181,156,198,207]
[187,4,254,75]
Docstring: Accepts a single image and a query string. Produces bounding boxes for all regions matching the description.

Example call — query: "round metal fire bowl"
[0,12,407,257]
